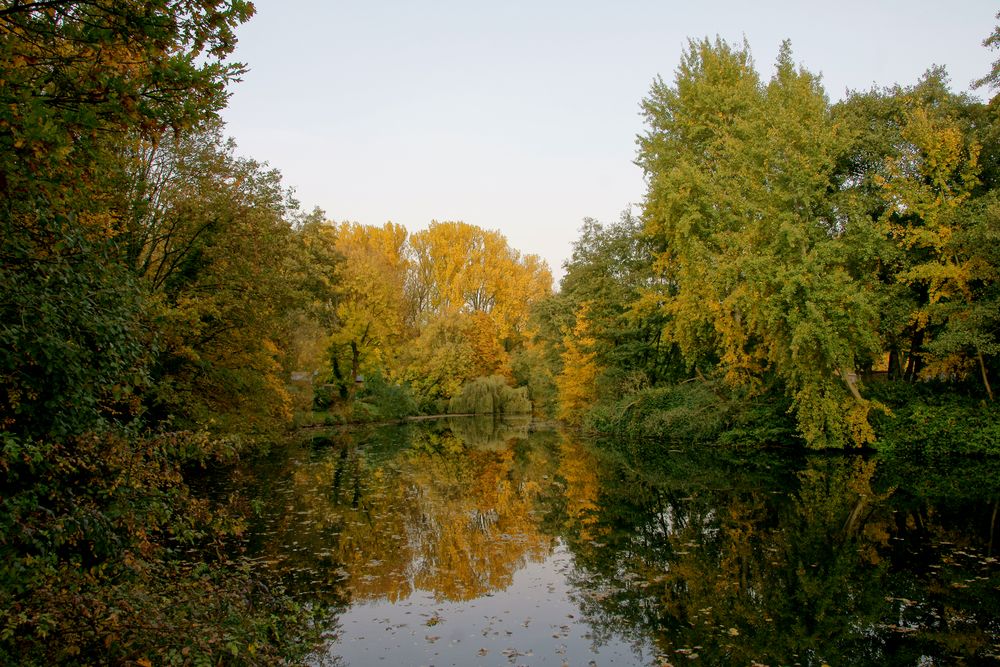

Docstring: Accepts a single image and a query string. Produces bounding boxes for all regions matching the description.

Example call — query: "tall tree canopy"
[638,39,882,447]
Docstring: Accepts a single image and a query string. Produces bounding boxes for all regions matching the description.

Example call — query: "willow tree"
[638,39,881,447]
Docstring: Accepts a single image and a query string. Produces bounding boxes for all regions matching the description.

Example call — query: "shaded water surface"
[233,417,1000,665]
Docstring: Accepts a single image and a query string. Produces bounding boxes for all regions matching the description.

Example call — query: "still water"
[234,416,1000,665]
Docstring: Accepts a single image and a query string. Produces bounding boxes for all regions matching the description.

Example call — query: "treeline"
[297,218,551,421]
[1,2,335,663]
[536,36,1000,450]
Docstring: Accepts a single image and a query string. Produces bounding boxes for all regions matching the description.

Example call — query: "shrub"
[586,380,797,447]
[867,381,1000,457]
[354,373,419,421]
[587,382,726,440]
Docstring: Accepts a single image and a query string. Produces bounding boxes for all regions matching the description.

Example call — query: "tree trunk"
[349,341,360,400]
[841,366,863,402]
[989,498,998,558]
[844,497,869,536]
[904,329,925,383]
[887,347,901,380]
[332,356,348,399]
[977,350,994,402]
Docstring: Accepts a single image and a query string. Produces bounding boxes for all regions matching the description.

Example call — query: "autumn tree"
[398,221,552,408]
[393,313,479,411]
[126,121,305,432]
[829,67,1000,403]
[0,3,326,664]
[873,74,998,399]
[555,303,600,424]
[327,221,409,398]
[407,221,551,346]
[638,39,882,447]
[283,208,343,385]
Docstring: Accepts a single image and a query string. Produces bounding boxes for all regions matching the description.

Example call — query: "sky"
[221,1,998,283]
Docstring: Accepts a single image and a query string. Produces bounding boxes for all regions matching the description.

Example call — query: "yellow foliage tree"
[466,310,513,379]
[555,304,600,424]
[400,221,551,405]
[393,314,476,409]
[407,221,551,345]
[878,97,995,398]
[329,222,409,396]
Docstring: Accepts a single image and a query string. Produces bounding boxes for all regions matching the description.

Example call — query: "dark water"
[233,416,1000,666]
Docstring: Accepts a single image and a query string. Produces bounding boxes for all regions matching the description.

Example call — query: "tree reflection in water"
[235,418,999,665]
[242,416,558,606]
[563,439,1000,665]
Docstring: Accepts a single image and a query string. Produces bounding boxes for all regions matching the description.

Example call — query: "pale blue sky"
[222,1,998,281]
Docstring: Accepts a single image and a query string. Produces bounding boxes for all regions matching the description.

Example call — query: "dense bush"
[354,373,419,421]
[586,380,797,447]
[586,382,727,441]
[868,382,1000,457]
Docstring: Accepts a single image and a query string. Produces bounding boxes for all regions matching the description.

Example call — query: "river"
[225,416,1000,665]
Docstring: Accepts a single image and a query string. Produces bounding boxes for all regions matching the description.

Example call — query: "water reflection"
[564,440,1000,665]
[237,418,1000,665]
[244,417,554,608]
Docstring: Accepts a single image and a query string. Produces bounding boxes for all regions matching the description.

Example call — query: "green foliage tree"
[871,74,998,399]
[562,212,681,391]
[394,313,478,412]
[832,68,1000,402]
[638,39,883,447]
[1,0,253,434]
[114,121,304,432]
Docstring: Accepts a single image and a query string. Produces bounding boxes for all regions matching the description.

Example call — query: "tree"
[328,222,409,398]
[0,4,326,664]
[973,11,1000,93]
[559,212,680,392]
[407,221,551,345]
[130,122,304,432]
[393,313,477,411]
[875,74,998,399]
[638,39,882,447]
[555,303,600,424]
[397,221,551,408]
